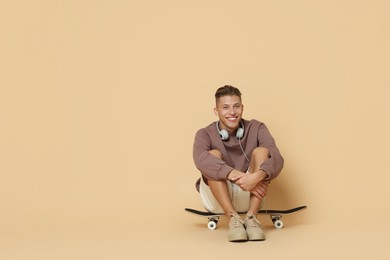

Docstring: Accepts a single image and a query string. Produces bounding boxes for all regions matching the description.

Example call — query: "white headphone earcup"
[236,127,244,139]
[220,129,229,140]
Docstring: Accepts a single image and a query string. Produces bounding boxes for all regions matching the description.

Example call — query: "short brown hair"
[215,85,242,103]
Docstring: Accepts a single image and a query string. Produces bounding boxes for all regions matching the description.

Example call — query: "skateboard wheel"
[207,220,218,230]
[274,220,284,229]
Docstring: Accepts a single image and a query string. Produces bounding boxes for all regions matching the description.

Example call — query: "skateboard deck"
[185,205,307,230]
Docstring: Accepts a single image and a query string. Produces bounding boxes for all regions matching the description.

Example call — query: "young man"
[193,85,284,242]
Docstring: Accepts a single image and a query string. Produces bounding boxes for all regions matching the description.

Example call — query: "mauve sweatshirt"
[193,119,284,191]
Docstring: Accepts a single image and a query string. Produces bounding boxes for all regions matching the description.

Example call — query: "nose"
[229,107,237,114]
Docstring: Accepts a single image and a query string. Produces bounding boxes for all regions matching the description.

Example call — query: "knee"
[251,147,269,160]
[208,149,223,159]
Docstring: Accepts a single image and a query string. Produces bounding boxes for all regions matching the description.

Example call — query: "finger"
[241,185,250,192]
[237,182,246,191]
[259,186,268,195]
[251,187,265,198]
[261,186,268,196]
[258,183,269,193]
[235,178,244,185]
[254,186,267,197]
[254,184,266,192]
[251,190,262,200]
[259,181,269,188]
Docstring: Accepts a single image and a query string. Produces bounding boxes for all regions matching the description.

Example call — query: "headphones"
[216,120,244,141]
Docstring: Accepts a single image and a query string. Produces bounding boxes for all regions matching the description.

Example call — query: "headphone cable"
[238,137,250,163]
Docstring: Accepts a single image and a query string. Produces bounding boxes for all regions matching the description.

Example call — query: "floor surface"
[1,208,388,260]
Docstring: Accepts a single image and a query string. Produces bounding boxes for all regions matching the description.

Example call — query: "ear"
[214,107,219,116]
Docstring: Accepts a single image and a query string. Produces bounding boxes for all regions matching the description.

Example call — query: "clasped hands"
[228,169,269,200]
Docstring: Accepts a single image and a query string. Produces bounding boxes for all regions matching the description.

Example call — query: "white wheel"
[207,220,217,230]
[274,220,284,229]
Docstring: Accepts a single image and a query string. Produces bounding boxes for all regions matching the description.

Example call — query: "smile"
[227,117,238,121]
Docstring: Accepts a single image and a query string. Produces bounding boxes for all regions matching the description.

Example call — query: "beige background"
[1,0,389,259]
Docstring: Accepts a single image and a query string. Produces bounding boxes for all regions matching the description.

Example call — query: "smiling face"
[214,95,244,134]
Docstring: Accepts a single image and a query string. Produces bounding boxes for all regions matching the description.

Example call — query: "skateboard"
[185,205,307,230]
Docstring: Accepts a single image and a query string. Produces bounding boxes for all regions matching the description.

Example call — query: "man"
[193,85,284,242]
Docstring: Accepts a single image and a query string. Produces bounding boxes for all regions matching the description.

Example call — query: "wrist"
[254,169,267,181]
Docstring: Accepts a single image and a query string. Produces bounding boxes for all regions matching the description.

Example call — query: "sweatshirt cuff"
[218,164,234,180]
[260,166,271,181]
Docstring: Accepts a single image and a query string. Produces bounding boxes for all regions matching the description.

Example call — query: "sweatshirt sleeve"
[193,129,233,181]
[257,123,284,181]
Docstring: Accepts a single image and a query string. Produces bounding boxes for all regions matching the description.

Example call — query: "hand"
[235,171,262,191]
[227,169,246,182]
[250,181,269,200]
[235,170,267,192]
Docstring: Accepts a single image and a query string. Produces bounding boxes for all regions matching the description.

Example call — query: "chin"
[225,122,240,131]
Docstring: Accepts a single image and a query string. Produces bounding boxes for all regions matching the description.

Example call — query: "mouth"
[226,117,238,122]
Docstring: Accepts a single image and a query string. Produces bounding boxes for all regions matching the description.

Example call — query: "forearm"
[257,124,284,180]
[259,147,284,181]
[254,169,268,182]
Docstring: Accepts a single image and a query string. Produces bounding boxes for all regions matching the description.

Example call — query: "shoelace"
[229,214,245,228]
[246,215,261,227]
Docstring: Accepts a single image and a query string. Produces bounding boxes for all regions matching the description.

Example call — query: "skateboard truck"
[207,217,219,230]
[270,215,284,229]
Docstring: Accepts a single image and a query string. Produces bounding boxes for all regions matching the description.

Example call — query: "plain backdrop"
[1,0,389,259]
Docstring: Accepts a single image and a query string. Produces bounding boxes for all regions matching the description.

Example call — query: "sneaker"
[245,215,265,241]
[228,213,248,242]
